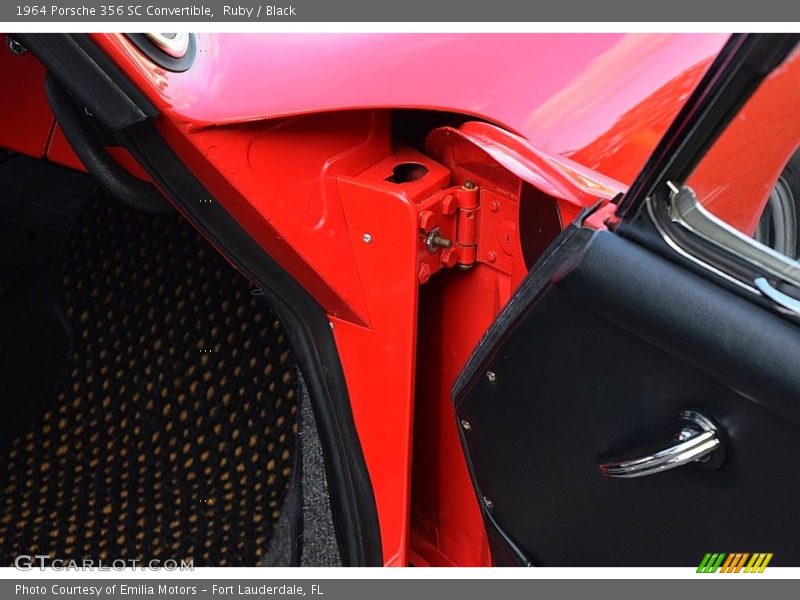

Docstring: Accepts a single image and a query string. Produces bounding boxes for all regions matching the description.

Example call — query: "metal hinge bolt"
[426,228,452,252]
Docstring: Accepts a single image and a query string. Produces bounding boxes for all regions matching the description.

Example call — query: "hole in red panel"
[386,162,429,184]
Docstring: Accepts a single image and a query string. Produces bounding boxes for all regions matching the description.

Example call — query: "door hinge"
[417,181,516,283]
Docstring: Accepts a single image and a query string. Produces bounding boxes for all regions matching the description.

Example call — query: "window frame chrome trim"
[645,194,758,296]
[666,184,800,289]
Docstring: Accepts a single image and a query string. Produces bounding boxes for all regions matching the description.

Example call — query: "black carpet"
[0,182,298,566]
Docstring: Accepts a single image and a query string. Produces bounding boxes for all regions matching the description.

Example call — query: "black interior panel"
[454,229,800,566]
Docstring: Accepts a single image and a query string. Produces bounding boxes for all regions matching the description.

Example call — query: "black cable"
[44,73,173,214]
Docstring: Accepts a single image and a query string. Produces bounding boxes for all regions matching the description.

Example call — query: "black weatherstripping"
[13,33,157,131]
[44,75,174,215]
[23,33,382,567]
[454,229,800,565]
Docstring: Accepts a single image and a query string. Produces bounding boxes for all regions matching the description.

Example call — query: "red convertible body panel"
[93,33,727,186]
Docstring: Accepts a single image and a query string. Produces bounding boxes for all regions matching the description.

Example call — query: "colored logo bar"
[697,553,773,573]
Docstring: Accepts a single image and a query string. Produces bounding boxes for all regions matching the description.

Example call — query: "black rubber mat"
[0,190,298,566]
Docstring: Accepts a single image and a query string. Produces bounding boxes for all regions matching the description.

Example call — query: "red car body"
[1,32,745,566]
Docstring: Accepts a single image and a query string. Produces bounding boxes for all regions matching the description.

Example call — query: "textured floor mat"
[0,194,298,566]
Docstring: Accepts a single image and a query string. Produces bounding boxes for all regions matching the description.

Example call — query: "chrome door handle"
[597,410,725,479]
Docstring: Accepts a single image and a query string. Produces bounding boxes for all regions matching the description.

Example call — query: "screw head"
[461,419,471,431]
[419,210,436,232]
[463,180,477,190]
[441,194,457,216]
[483,496,494,509]
[486,370,497,383]
[440,248,457,268]
[362,233,373,244]
[418,263,432,284]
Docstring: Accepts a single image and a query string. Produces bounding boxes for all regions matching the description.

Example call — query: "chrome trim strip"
[755,277,800,314]
[670,185,800,287]
[646,195,758,295]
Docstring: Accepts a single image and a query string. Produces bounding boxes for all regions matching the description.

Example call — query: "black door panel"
[454,229,800,566]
